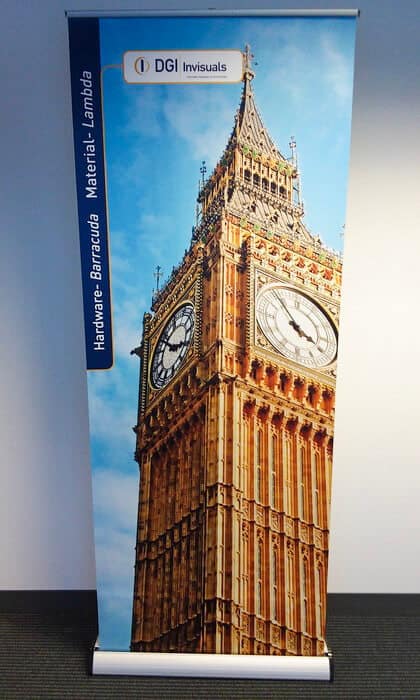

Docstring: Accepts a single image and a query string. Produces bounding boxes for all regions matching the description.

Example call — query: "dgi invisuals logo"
[124,50,243,84]
[134,56,180,75]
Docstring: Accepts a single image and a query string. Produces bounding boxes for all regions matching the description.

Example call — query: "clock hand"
[295,328,323,349]
[167,339,189,351]
[289,319,303,334]
[287,321,319,347]
[160,339,180,352]
[301,333,325,352]
[276,297,309,338]
[281,312,306,338]
[277,296,298,325]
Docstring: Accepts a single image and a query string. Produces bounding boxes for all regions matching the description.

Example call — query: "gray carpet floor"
[1,599,419,698]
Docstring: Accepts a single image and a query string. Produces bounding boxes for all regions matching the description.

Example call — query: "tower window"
[298,444,306,521]
[270,434,277,509]
[315,564,324,637]
[262,177,269,191]
[256,540,263,615]
[286,549,295,628]
[253,173,260,186]
[256,428,262,502]
[234,515,240,601]
[244,169,251,182]
[279,186,286,197]
[271,181,277,194]
[242,523,249,609]
[272,547,279,621]
[284,438,292,513]
[301,557,308,634]
[312,451,320,526]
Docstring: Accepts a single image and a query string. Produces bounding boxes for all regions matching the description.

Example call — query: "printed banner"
[68,13,356,675]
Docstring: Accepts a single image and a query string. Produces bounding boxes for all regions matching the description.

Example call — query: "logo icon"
[134,57,150,75]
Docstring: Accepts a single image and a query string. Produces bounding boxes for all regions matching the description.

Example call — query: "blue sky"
[88,14,356,651]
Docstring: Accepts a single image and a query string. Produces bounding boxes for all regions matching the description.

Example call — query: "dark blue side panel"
[68,18,113,370]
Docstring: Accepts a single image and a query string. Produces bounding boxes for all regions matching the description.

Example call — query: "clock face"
[150,303,195,389]
[256,284,337,369]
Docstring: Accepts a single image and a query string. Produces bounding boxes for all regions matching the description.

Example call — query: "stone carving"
[242,613,249,633]
[286,630,297,652]
[303,637,313,655]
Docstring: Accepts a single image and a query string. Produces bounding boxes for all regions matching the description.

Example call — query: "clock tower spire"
[132,46,341,657]
[197,47,311,248]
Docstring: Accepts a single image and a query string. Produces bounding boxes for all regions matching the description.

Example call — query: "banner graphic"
[68,13,356,677]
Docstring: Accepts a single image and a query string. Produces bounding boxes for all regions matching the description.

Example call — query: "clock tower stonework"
[131,50,341,656]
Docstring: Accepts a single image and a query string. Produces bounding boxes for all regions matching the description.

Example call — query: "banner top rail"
[66,9,359,18]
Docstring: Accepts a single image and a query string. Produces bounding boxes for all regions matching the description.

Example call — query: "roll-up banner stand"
[68,10,357,680]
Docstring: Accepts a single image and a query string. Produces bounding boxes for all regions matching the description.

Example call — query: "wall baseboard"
[1,590,419,618]
[0,589,97,616]
[327,593,420,617]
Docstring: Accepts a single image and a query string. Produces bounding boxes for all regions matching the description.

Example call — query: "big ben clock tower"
[131,47,340,657]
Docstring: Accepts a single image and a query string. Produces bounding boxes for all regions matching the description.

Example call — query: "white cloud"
[93,469,139,643]
[137,211,176,260]
[125,82,234,164]
[88,367,137,446]
[106,141,149,193]
[321,34,354,105]
[113,296,145,359]
[95,526,136,583]
[126,89,164,140]
[162,87,234,162]
[94,469,139,531]
[225,19,353,115]
[101,587,133,620]
[107,226,149,361]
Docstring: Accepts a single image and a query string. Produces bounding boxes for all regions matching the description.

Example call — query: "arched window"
[286,546,295,628]
[270,434,277,508]
[244,168,251,182]
[262,177,269,191]
[284,438,292,513]
[326,442,333,527]
[301,556,308,634]
[242,419,248,495]
[234,515,240,601]
[170,547,179,628]
[312,451,320,526]
[298,444,306,520]
[279,186,286,197]
[270,181,277,194]
[256,540,263,615]
[242,527,249,609]
[272,547,279,621]
[315,564,324,637]
[256,428,262,502]
[149,455,160,539]
[253,173,260,186]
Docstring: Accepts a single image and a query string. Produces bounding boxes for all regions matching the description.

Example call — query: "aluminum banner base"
[92,650,333,681]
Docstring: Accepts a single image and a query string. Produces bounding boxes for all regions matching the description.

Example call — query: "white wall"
[1,0,419,592]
